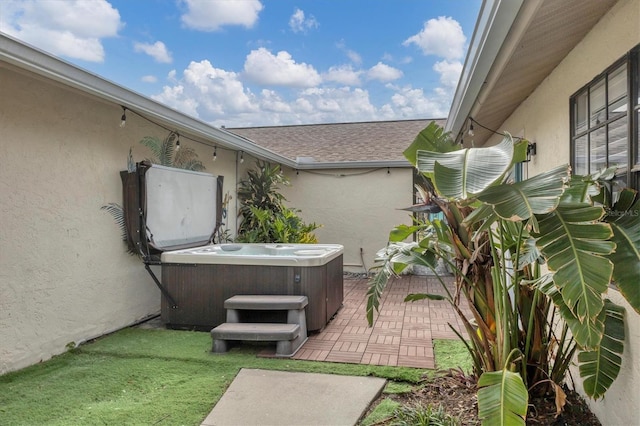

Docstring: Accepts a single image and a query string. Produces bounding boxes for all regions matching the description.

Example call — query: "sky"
[0,0,482,128]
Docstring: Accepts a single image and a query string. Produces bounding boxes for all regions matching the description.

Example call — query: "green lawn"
[0,328,471,425]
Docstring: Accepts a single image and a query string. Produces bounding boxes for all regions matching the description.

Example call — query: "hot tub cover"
[121,161,224,257]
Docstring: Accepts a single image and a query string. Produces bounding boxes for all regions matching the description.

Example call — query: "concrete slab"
[201,368,386,426]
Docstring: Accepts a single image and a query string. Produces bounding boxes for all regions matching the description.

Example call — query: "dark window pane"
[574,135,588,175]
[636,110,640,167]
[608,64,628,119]
[574,91,588,134]
[608,116,628,172]
[590,127,607,173]
[590,78,606,127]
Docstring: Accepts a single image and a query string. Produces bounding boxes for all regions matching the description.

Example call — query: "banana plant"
[367,122,640,424]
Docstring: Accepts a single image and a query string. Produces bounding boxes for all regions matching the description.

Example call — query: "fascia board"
[293,160,411,170]
[445,0,526,136]
[0,33,294,167]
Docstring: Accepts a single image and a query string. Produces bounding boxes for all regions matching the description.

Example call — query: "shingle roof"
[227,119,444,163]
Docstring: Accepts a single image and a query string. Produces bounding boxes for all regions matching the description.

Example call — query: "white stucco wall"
[487,0,639,423]
[279,166,415,274]
[0,64,239,374]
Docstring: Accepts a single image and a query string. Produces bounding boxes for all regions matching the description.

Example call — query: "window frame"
[570,44,640,192]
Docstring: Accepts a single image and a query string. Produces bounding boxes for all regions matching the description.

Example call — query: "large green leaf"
[477,164,569,232]
[389,224,425,242]
[535,204,614,323]
[417,135,514,200]
[403,121,458,165]
[578,300,625,399]
[608,197,640,314]
[477,369,528,426]
[536,273,605,348]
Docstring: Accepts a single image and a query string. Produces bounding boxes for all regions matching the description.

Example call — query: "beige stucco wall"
[487,0,639,423]
[279,166,414,274]
[0,64,239,374]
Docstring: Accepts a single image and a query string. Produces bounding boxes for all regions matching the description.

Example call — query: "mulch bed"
[365,369,601,425]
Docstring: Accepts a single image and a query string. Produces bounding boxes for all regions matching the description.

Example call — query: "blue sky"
[1,0,482,127]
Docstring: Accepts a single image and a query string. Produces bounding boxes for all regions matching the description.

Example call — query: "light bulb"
[119,108,127,128]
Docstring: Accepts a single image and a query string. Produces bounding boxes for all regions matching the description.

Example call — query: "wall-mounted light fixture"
[527,142,537,158]
[213,146,217,162]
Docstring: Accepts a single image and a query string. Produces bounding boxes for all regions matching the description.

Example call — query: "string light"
[468,121,474,137]
[213,146,217,161]
[467,117,525,141]
[240,151,244,164]
[119,107,127,128]
[115,106,249,164]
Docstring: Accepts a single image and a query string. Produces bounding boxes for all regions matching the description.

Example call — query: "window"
[570,44,640,193]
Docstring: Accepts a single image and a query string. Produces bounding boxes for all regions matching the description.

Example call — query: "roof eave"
[445,0,540,139]
[0,33,295,166]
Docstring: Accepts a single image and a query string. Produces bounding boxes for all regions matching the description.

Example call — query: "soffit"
[470,0,619,146]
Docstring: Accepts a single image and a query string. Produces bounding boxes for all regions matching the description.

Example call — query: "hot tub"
[160,244,344,331]
[121,162,343,332]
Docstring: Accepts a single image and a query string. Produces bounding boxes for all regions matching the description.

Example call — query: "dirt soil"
[366,369,601,425]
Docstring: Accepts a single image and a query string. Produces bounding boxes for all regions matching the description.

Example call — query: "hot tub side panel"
[160,255,342,331]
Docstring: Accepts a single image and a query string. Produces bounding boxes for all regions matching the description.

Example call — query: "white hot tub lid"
[143,164,220,251]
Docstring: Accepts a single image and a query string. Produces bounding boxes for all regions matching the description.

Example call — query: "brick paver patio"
[292,274,469,369]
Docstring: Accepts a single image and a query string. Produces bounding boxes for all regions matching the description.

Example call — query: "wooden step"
[224,295,308,310]
[211,322,300,341]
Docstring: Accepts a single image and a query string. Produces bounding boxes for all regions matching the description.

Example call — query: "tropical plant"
[139,132,205,171]
[391,403,462,426]
[236,160,320,243]
[367,121,640,425]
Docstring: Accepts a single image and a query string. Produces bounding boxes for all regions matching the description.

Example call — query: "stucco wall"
[0,64,239,374]
[487,0,639,423]
[279,166,414,274]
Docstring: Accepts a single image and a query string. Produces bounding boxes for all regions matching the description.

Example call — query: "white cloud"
[180,0,263,31]
[433,60,463,89]
[367,62,403,82]
[0,0,122,62]
[153,60,257,120]
[380,85,448,120]
[141,75,158,83]
[243,48,322,87]
[259,90,292,113]
[151,59,383,126]
[403,16,466,60]
[134,41,172,63]
[336,40,362,66]
[289,8,318,33]
[323,65,362,86]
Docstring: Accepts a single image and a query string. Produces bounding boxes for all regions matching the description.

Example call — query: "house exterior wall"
[0,64,238,374]
[280,166,414,274]
[485,0,639,423]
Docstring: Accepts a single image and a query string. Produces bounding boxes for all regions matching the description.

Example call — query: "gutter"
[0,33,292,166]
[446,0,542,139]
